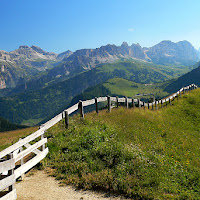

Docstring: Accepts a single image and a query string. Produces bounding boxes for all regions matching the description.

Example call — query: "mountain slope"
[0,45,72,90]
[164,62,200,93]
[70,78,170,105]
[0,116,26,132]
[46,40,199,83]
[145,40,199,66]
[0,60,176,126]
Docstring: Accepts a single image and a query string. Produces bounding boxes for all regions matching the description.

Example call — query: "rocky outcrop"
[9,45,57,61]
[57,50,73,60]
[145,40,200,66]
[62,42,148,71]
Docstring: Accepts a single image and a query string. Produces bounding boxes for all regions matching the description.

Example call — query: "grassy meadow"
[43,88,200,199]
[102,78,169,98]
[0,127,38,151]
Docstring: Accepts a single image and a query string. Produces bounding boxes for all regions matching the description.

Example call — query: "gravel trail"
[16,170,130,200]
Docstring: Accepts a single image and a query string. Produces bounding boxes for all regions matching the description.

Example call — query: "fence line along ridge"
[0,83,197,200]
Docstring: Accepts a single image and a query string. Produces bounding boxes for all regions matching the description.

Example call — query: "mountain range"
[0,40,200,126]
[0,40,199,92]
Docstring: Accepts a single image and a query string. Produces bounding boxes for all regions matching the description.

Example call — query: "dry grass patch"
[0,127,38,151]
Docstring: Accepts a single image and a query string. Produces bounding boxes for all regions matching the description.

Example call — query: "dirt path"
[16,170,130,200]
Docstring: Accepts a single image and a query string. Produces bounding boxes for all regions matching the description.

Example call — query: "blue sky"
[1,0,200,53]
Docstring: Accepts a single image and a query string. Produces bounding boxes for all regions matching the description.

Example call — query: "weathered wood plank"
[118,98,125,103]
[0,174,15,191]
[24,143,41,155]
[14,148,48,179]
[110,97,117,102]
[127,98,132,103]
[12,149,20,158]
[97,97,107,102]
[42,113,63,130]
[0,159,15,174]
[0,128,45,159]
[14,138,47,163]
[66,103,79,115]
[0,189,17,200]
[82,99,95,107]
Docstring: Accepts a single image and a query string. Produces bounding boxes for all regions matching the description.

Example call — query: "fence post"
[78,100,84,118]
[95,97,98,113]
[19,138,24,166]
[41,132,45,151]
[132,98,135,109]
[169,98,171,106]
[148,103,150,109]
[155,101,158,110]
[125,97,128,108]
[152,101,154,110]
[143,101,145,110]
[64,111,69,129]
[18,138,25,180]
[180,90,182,98]
[138,98,141,109]
[116,96,119,108]
[161,100,163,108]
[107,96,111,112]
[7,153,15,192]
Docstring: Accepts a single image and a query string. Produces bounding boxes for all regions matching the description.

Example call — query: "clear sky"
[1,0,200,53]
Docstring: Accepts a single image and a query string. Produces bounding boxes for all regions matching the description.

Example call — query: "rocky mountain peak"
[146,40,200,65]
[19,45,30,49]
[121,42,129,48]
[31,45,45,54]
[57,50,73,60]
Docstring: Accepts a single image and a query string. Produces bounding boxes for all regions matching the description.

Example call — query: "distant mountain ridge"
[0,40,199,91]
[31,40,200,86]
[145,40,200,66]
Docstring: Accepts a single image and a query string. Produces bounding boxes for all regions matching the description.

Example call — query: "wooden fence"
[0,83,197,199]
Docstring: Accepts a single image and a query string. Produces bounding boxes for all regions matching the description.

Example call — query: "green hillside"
[44,88,200,199]
[0,117,26,132]
[164,63,200,93]
[0,61,176,126]
[71,78,170,105]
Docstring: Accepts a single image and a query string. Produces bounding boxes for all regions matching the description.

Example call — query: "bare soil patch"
[16,170,130,200]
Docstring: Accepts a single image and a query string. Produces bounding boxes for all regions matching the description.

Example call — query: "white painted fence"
[0,83,197,199]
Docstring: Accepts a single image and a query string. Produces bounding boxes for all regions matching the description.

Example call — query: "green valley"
[0,60,180,126]
[71,78,170,105]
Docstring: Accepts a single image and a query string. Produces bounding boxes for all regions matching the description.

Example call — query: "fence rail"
[0,83,197,199]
